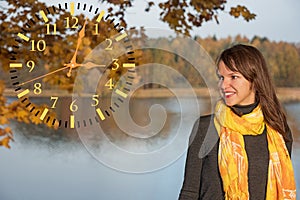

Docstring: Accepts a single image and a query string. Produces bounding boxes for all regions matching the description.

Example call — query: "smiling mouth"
[223,92,235,98]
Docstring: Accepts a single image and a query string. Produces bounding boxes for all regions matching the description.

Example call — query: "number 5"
[91,95,99,107]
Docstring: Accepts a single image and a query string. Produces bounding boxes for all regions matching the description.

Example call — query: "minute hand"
[18,65,70,86]
[18,61,105,86]
[67,19,88,77]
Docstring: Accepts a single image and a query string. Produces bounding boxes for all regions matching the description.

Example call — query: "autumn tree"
[0,0,257,148]
[0,0,116,148]
[103,0,256,36]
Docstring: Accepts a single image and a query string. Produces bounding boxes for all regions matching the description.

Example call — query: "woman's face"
[217,61,256,107]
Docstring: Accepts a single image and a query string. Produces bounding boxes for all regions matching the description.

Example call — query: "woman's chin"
[223,99,235,107]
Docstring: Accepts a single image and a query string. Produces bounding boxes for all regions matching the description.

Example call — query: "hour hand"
[79,62,105,69]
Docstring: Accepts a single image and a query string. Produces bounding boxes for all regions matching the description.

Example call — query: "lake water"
[0,98,299,200]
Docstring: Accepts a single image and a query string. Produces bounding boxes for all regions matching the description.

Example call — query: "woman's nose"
[220,78,230,90]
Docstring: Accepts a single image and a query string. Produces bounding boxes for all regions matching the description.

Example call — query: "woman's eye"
[218,76,224,80]
[231,75,238,79]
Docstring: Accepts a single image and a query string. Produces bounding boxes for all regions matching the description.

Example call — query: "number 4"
[105,78,114,89]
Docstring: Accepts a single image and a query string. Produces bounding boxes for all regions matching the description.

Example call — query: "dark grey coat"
[179,113,292,200]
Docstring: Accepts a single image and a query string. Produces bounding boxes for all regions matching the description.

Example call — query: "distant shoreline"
[3,87,300,103]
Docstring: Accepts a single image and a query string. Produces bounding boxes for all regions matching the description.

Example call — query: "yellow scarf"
[214,100,296,200]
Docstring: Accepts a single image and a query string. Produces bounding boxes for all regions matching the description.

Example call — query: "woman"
[179,44,296,200]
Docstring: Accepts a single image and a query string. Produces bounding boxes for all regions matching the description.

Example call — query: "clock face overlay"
[8,2,217,173]
[9,2,136,129]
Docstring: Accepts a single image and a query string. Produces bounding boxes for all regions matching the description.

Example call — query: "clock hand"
[18,62,105,86]
[18,65,70,86]
[79,62,105,69]
[67,18,88,77]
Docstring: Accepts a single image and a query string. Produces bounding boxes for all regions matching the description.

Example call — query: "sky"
[36,0,300,43]
[124,0,300,43]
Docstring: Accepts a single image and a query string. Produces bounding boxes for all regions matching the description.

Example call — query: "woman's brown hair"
[216,44,290,141]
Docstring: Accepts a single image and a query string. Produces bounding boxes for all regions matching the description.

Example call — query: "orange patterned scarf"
[214,100,296,200]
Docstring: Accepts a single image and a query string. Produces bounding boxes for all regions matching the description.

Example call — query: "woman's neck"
[230,101,259,116]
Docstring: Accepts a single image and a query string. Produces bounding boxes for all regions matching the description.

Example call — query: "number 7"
[50,96,58,108]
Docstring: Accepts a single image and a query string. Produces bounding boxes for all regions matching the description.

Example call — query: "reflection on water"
[0,98,299,200]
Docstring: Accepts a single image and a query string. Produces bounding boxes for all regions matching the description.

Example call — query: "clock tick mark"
[109,107,115,112]
[114,23,119,28]
[25,23,31,28]
[17,33,30,42]
[118,98,124,103]
[70,115,75,128]
[34,14,41,21]
[52,6,56,13]
[15,39,22,44]
[96,11,105,22]
[30,107,35,113]
[40,108,49,120]
[115,89,128,98]
[96,108,105,120]
[30,18,36,25]
[21,98,28,103]
[40,10,49,23]
[70,2,75,16]
[105,110,110,117]
[110,18,115,24]
[18,90,29,99]
[35,110,40,117]
[115,32,127,41]
[114,103,119,108]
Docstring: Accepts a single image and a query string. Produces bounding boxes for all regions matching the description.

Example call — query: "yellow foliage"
[0,127,13,149]
[0,136,12,149]
[83,37,91,46]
